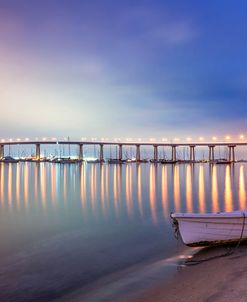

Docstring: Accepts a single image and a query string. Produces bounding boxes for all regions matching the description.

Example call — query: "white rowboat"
[171,211,247,247]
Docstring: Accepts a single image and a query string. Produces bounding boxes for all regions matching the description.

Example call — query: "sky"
[0,0,247,141]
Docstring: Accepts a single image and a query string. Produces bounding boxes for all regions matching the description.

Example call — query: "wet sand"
[60,245,247,302]
[133,245,247,302]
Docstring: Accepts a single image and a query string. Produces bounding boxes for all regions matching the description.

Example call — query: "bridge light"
[240,135,245,140]
[186,137,192,142]
[1,139,5,142]
[174,137,180,141]
[212,136,217,141]
[52,137,57,141]
[162,138,167,142]
[25,138,29,141]
[199,137,204,141]
[17,138,21,142]
[9,138,13,142]
[42,137,47,141]
[138,138,142,142]
[225,136,231,140]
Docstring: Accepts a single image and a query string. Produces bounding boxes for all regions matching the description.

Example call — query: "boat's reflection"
[0,163,246,223]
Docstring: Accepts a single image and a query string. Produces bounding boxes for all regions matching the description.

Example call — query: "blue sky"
[0,0,247,140]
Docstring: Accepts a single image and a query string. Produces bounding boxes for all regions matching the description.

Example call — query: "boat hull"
[171,211,247,246]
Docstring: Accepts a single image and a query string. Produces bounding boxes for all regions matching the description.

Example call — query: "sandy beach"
[132,245,247,302]
[57,244,247,302]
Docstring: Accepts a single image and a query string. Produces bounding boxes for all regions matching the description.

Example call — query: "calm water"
[0,162,246,301]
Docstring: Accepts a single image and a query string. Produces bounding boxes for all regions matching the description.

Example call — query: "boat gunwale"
[171,212,247,219]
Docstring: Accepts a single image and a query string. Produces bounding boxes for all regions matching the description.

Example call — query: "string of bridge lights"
[0,135,246,143]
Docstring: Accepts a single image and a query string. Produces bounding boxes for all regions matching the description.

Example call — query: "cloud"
[116,6,198,47]
[0,1,246,139]
[144,20,197,45]
[0,9,27,52]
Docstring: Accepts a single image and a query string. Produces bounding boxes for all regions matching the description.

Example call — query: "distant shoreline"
[1,159,247,164]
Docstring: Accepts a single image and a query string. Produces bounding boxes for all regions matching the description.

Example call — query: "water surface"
[0,162,246,301]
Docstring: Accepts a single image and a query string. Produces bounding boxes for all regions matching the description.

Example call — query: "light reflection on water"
[239,165,246,209]
[137,164,143,217]
[198,165,205,212]
[225,165,233,212]
[173,165,180,212]
[0,162,246,300]
[149,164,158,224]
[161,165,168,219]
[186,164,193,213]
[211,165,219,212]
[0,163,246,221]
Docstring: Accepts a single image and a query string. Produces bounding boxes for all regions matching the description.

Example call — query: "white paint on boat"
[171,210,247,246]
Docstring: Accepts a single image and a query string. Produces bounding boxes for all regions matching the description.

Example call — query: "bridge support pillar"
[136,145,141,162]
[36,143,40,160]
[228,146,231,162]
[228,145,236,162]
[79,144,83,161]
[232,146,236,162]
[153,145,158,162]
[118,144,122,160]
[208,145,215,162]
[172,146,176,161]
[189,145,195,162]
[99,144,104,162]
[0,144,4,159]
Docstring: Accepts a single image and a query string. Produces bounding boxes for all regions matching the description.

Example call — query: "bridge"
[0,139,247,162]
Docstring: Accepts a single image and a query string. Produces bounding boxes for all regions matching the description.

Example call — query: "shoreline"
[57,245,247,302]
[132,244,247,302]
[55,247,198,302]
